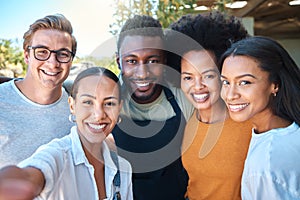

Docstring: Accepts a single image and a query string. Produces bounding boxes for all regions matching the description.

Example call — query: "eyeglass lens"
[33,47,72,63]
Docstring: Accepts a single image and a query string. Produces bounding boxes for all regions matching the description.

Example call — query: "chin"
[229,113,249,122]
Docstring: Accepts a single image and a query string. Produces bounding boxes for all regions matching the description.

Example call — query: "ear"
[118,100,123,113]
[68,96,75,114]
[24,50,30,64]
[271,83,279,96]
[116,53,121,70]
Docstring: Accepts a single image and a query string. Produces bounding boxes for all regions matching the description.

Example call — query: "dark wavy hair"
[219,36,300,125]
[117,15,164,53]
[71,67,121,102]
[165,11,248,86]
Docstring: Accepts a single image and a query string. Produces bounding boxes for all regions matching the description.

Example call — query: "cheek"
[220,87,226,100]
[75,107,90,120]
[208,79,221,92]
[252,91,271,109]
[180,81,190,94]
[108,109,120,124]
[121,65,133,77]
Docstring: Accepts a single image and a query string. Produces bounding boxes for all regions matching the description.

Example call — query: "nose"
[46,52,59,66]
[194,76,205,89]
[222,84,239,101]
[94,105,106,121]
[135,63,149,79]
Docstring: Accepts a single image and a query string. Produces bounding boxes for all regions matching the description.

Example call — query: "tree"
[109,0,156,35]
[109,0,234,34]
[75,56,120,76]
[0,39,26,77]
[110,0,198,34]
[156,0,198,28]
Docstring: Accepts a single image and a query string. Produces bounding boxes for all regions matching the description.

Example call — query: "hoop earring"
[68,114,76,123]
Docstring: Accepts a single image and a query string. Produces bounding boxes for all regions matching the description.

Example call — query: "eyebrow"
[80,94,118,101]
[123,54,162,58]
[32,45,71,52]
[221,74,257,79]
[181,69,218,75]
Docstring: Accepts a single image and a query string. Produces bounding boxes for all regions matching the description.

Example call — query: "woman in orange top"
[166,11,252,200]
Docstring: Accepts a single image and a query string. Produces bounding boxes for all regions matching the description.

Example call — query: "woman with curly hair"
[166,11,252,200]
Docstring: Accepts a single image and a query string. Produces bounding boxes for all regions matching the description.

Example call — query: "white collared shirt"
[19,126,133,200]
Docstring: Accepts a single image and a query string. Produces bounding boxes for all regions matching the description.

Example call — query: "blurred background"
[1,0,299,79]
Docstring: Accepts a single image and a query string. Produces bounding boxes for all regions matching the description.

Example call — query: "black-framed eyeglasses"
[27,46,74,63]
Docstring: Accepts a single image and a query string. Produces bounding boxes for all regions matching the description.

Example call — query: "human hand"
[0,178,36,200]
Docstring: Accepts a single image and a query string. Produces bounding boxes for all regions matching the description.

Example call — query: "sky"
[0,0,117,57]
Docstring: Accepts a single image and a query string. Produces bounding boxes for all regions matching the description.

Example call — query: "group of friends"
[0,11,299,200]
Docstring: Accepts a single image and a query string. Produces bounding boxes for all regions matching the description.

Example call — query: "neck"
[252,110,292,133]
[15,79,62,105]
[83,145,106,199]
[197,99,228,124]
[131,85,163,104]
[82,143,104,163]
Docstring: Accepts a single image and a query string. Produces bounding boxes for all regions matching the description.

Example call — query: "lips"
[42,69,60,76]
[227,103,249,112]
[192,93,209,103]
[135,81,150,88]
[87,123,107,133]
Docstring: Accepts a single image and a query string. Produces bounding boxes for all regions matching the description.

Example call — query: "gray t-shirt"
[121,84,194,121]
[0,80,73,167]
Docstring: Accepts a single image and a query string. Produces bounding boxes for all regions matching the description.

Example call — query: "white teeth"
[43,70,58,76]
[193,93,208,101]
[229,103,249,111]
[89,123,105,130]
[136,82,149,87]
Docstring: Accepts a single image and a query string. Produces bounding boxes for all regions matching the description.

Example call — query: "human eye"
[82,99,93,105]
[182,75,192,81]
[204,74,216,79]
[147,59,160,64]
[221,79,229,86]
[104,101,117,107]
[57,50,71,58]
[125,58,136,64]
[35,48,49,57]
[239,80,251,86]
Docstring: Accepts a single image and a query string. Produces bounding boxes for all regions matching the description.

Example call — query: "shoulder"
[168,85,194,119]
[63,80,73,95]
[33,134,72,157]
[117,155,132,174]
[0,76,13,84]
[0,79,13,91]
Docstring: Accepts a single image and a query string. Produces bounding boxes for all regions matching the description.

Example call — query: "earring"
[118,116,122,124]
[273,92,277,97]
[68,114,76,123]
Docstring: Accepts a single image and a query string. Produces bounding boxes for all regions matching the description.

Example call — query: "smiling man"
[0,14,77,168]
[112,15,194,200]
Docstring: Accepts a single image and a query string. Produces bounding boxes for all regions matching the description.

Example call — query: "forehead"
[182,50,218,72]
[77,75,119,97]
[119,35,164,55]
[222,55,267,77]
[31,29,72,47]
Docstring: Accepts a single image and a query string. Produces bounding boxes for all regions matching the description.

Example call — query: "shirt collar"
[70,126,118,173]
[70,126,87,165]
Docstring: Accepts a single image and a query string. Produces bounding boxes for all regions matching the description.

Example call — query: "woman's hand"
[0,166,44,200]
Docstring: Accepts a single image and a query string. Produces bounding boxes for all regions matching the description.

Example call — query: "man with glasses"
[0,14,77,168]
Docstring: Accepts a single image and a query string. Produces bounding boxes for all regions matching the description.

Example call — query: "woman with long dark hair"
[220,36,300,199]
